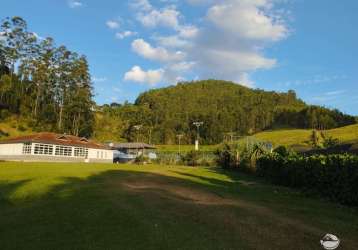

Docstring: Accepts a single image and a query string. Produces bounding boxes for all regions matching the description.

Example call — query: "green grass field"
[253,124,358,147]
[157,124,358,153]
[0,162,357,250]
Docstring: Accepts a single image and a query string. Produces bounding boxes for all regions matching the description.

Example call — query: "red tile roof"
[0,132,111,150]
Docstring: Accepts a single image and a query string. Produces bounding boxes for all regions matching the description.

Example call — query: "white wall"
[88,148,113,160]
[0,143,23,155]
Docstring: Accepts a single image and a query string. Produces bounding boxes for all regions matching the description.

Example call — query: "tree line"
[96,80,356,144]
[0,17,94,137]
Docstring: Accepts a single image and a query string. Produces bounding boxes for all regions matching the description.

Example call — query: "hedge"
[256,153,358,206]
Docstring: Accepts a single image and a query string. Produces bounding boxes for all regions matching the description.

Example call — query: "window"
[74,147,88,157]
[97,151,100,158]
[101,151,104,159]
[55,145,72,156]
[34,144,53,155]
[22,143,32,155]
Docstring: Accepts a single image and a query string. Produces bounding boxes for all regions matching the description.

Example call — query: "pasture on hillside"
[0,162,357,250]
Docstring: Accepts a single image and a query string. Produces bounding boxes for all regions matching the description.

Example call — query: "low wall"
[0,155,113,163]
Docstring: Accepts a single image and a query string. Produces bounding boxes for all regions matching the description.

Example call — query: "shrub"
[181,150,200,166]
[134,154,150,164]
[17,125,27,132]
[0,129,9,137]
[273,145,290,157]
[322,136,339,148]
[256,153,358,206]
[215,144,237,169]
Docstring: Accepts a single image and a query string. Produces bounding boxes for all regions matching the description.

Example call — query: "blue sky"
[1,0,357,115]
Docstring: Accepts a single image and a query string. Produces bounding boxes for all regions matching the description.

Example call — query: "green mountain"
[94,80,356,144]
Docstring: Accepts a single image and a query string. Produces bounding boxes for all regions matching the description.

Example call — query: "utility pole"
[133,125,142,142]
[193,121,203,151]
[176,134,184,155]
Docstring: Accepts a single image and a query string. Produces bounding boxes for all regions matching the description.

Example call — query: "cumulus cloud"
[131,39,185,62]
[92,77,107,83]
[154,35,189,48]
[207,0,288,42]
[68,0,83,8]
[130,0,152,12]
[127,0,290,87]
[137,7,180,29]
[106,20,120,29]
[124,66,164,85]
[116,31,137,39]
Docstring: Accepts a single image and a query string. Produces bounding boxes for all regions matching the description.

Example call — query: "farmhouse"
[0,132,113,163]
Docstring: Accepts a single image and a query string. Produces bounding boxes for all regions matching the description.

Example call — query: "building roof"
[110,142,157,149]
[0,132,111,150]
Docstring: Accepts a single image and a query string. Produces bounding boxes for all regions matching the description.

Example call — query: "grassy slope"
[254,124,358,147]
[0,162,357,250]
[0,118,32,139]
[157,124,358,152]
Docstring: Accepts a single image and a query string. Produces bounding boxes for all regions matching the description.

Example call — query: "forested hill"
[94,80,356,144]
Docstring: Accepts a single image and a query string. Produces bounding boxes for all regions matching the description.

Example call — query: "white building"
[0,132,113,163]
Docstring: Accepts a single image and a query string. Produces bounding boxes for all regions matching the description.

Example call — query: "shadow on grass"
[0,167,358,250]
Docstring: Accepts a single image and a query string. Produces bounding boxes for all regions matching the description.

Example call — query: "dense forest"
[1,17,356,144]
[95,80,356,144]
[0,17,94,137]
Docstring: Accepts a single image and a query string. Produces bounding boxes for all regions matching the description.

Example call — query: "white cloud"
[207,1,288,42]
[92,77,107,83]
[124,66,164,85]
[115,31,137,39]
[280,75,348,87]
[186,0,212,5]
[130,0,152,12]
[154,35,189,48]
[127,0,290,87]
[106,20,120,29]
[137,7,180,29]
[325,90,346,96]
[131,39,185,62]
[178,25,199,38]
[68,0,83,8]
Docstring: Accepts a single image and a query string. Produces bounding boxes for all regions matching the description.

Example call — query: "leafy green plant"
[321,132,339,148]
[134,154,150,164]
[17,124,27,132]
[181,150,200,166]
[256,153,358,206]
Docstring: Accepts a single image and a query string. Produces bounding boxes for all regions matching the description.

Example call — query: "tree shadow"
[0,168,357,250]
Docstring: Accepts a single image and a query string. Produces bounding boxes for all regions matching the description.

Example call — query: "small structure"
[0,132,113,163]
[110,142,157,163]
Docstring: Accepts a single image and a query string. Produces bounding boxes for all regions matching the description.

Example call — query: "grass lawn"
[156,144,219,153]
[0,162,357,250]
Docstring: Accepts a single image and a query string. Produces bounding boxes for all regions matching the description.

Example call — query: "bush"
[181,150,200,166]
[256,153,358,206]
[322,136,339,148]
[134,154,150,164]
[17,124,27,132]
[0,129,9,137]
[273,145,290,157]
[215,144,237,169]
